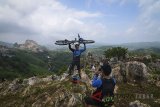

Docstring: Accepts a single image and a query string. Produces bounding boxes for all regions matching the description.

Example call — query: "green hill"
[0,49,72,80]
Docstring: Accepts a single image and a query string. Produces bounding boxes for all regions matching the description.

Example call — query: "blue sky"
[60,0,139,31]
[0,0,160,45]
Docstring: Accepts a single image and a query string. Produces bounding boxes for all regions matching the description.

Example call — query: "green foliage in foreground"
[116,83,160,107]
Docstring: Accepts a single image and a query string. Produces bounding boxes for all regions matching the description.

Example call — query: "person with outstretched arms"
[68,43,86,79]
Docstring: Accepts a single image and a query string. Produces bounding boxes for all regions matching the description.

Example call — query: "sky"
[0,0,160,45]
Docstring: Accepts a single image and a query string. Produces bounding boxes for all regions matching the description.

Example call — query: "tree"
[104,47,128,60]
[13,42,19,47]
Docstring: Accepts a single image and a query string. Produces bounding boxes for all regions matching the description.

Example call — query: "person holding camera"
[84,64,116,107]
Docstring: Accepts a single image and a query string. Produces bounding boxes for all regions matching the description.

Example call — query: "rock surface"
[129,100,150,107]
[16,40,45,52]
[8,79,21,92]
[126,61,149,82]
[23,76,41,85]
[112,66,123,83]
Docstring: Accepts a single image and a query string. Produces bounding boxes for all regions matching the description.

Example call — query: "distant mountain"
[133,47,160,54]
[14,40,47,52]
[120,41,160,50]
[0,41,13,48]
[85,42,160,56]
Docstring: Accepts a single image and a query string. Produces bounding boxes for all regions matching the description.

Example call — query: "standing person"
[68,43,86,79]
[84,64,116,107]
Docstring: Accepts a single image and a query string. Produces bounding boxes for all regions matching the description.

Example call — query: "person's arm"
[80,43,86,53]
[112,78,116,86]
[68,44,74,52]
[92,74,102,88]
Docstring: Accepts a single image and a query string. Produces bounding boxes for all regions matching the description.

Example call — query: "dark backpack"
[91,78,115,106]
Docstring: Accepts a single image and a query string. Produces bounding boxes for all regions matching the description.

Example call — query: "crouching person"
[84,64,116,107]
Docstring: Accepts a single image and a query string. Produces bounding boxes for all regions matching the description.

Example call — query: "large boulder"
[126,61,149,82]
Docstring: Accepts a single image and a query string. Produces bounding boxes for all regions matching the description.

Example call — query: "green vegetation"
[0,49,72,80]
[116,83,160,107]
[104,47,128,60]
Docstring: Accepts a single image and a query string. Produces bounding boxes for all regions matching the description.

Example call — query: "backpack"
[91,78,115,106]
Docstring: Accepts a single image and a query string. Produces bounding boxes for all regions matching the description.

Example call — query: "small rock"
[67,94,81,107]
[42,75,53,82]
[129,100,150,107]
[156,81,160,87]
[8,79,21,92]
[23,77,41,85]
[154,99,160,104]
[60,73,69,81]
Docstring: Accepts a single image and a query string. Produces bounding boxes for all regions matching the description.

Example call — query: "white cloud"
[0,0,106,44]
[94,0,134,6]
[125,0,160,42]
[0,0,160,45]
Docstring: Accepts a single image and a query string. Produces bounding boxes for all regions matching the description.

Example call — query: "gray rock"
[126,61,149,82]
[23,77,41,85]
[8,79,21,92]
[60,73,69,81]
[42,75,53,82]
[129,100,150,107]
[112,66,123,83]
[110,57,118,64]
[67,94,81,107]
[156,81,160,87]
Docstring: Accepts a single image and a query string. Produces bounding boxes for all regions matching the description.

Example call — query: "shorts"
[84,96,103,107]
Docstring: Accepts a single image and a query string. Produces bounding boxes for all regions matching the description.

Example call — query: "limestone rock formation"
[15,40,45,52]
[126,61,149,82]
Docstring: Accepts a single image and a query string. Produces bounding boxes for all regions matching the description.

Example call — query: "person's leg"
[68,62,75,75]
[76,61,81,79]
[84,96,101,107]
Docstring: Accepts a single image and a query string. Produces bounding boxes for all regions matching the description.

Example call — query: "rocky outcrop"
[42,75,54,82]
[15,40,45,52]
[129,100,150,107]
[67,94,82,107]
[0,75,90,107]
[112,66,123,83]
[126,61,149,82]
[60,73,69,81]
[111,61,149,83]
[22,74,71,86]
[23,76,41,85]
[8,79,22,92]
[149,62,160,71]
[81,70,91,84]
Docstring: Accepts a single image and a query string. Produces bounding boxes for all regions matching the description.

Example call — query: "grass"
[115,82,160,107]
